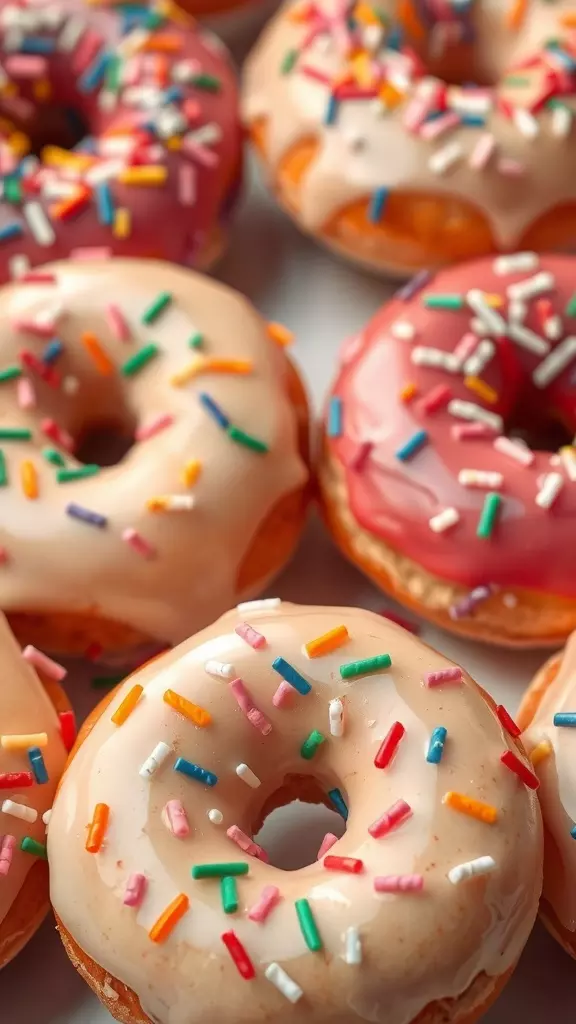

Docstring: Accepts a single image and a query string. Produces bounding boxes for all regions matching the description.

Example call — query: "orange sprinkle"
[350,52,374,88]
[170,357,253,387]
[21,460,38,500]
[400,382,418,403]
[166,135,182,151]
[51,187,90,221]
[464,376,498,404]
[86,803,110,853]
[113,208,131,239]
[111,684,144,727]
[163,689,211,728]
[560,13,576,28]
[379,81,404,109]
[305,625,350,658]
[353,1,383,26]
[267,322,294,347]
[9,132,30,158]
[149,893,189,943]
[506,0,527,29]
[33,78,51,102]
[443,791,498,824]
[397,0,425,41]
[181,459,201,488]
[42,145,94,171]
[158,0,193,25]
[118,166,168,186]
[82,331,115,376]
[530,739,552,767]
[141,32,183,53]
[484,294,504,308]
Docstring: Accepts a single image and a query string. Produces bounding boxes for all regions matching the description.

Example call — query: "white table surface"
[3,10,574,1021]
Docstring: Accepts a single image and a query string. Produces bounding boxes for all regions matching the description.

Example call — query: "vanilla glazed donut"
[243,0,576,277]
[320,252,576,647]
[0,0,243,279]
[0,258,309,656]
[0,612,70,969]
[47,601,542,1024]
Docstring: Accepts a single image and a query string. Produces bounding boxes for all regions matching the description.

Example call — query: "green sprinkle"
[4,178,22,204]
[340,654,392,679]
[0,365,22,382]
[105,54,121,93]
[142,291,172,325]
[227,425,269,454]
[503,75,531,87]
[189,332,204,349]
[192,862,249,879]
[565,293,576,318]
[300,729,326,760]
[20,837,47,859]
[91,674,125,689]
[281,48,299,74]
[144,9,164,29]
[221,876,239,914]
[422,294,464,310]
[121,343,159,377]
[43,447,66,468]
[0,450,7,487]
[477,492,502,539]
[295,898,322,951]
[191,73,221,92]
[0,428,32,441]
[57,464,100,484]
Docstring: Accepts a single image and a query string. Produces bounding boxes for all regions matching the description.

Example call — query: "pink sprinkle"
[179,164,196,206]
[122,528,156,559]
[12,317,56,339]
[248,885,281,923]
[17,377,36,410]
[235,623,266,650]
[424,666,462,687]
[23,645,67,682]
[106,303,131,342]
[229,678,272,736]
[21,273,57,285]
[182,138,218,168]
[374,874,423,893]
[498,157,525,177]
[227,825,269,863]
[451,422,497,441]
[0,835,16,876]
[41,418,75,453]
[317,833,338,859]
[469,132,496,170]
[135,414,174,442]
[164,799,190,838]
[368,800,412,839]
[453,332,479,364]
[123,872,147,907]
[72,29,103,74]
[71,247,112,261]
[5,55,48,78]
[272,681,293,708]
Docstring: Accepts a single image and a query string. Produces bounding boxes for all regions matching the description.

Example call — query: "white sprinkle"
[236,763,261,789]
[23,201,55,246]
[552,104,572,139]
[533,336,576,388]
[508,299,527,323]
[9,253,30,279]
[62,375,80,396]
[463,339,494,376]
[265,963,303,1004]
[544,315,563,341]
[507,322,550,356]
[429,507,460,533]
[448,855,496,885]
[560,447,576,482]
[428,140,462,175]
[493,436,534,466]
[344,926,362,965]
[466,290,506,335]
[493,252,539,276]
[536,472,564,510]
[329,698,344,737]
[237,598,281,613]
[390,320,416,341]
[85,160,125,187]
[448,399,503,433]
[207,808,223,825]
[139,741,171,780]
[411,346,459,372]
[57,15,86,51]
[458,469,503,490]
[205,660,235,679]
[513,108,539,139]
[2,799,38,823]
[507,271,555,303]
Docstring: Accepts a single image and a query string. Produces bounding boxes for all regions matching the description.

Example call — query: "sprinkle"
[106,303,131,341]
[420,384,452,414]
[448,856,496,885]
[227,425,269,454]
[181,460,201,487]
[466,290,506,335]
[317,833,338,859]
[66,503,107,529]
[295,898,322,951]
[249,885,280,923]
[493,252,539,275]
[235,622,266,650]
[205,660,235,679]
[174,757,217,787]
[272,681,293,707]
[553,712,576,727]
[57,465,100,484]
[20,837,47,859]
[300,729,325,760]
[329,698,344,737]
[368,186,389,222]
[142,291,172,325]
[443,791,497,824]
[237,598,281,613]
[369,799,412,838]
[530,740,552,766]
[164,689,211,728]
[426,727,447,764]
[305,625,349,658]
[395,429,428,462]
[41,419,74,453]
[508,271,554,303]
[147,495,195,513]
[0,836,15,876]
[198,391,230,429]
[327,396,343,437]
[236,763,261,789]
[272,657,311,695]
[122,343,159,378]
[124,873,147,907]
[59,710,76,752]
[1,733,48,751]
[496,705,521,738]
[412,346,459,372]
[536,473,564,510]
[164,799,190,838]
[459,469,503,490]
[374,874,423,893]
[1,800,37,824]
[226,825,268,862]
[429,507,460,533]
[469,132,496,169]
[119,166,167,186]
[229,679,272,736]
[464,376,498,404]
[82,331,114,375]
[17,379,36,410]
[221,930,255,980]
[86,803,110,853]
[500,750,540,790]
[28,747,48,784]
[22,646,66,681]
[221,876,238,914]
[328,788,348,820]
[208,809,224,825]
[109,685,143,727]
[191,860,250,881]
[422,293,464,310]
[122,528,156,559]
[344,926,362,965]
[507,322,549,356]
[565,293,576,319]
[374,722,405,769]
[267,322,293,347]
[265,963,302,1004]
[428,141,462,174]
[341,654,391,679]
[391,320,416,342]
[149,894,189,943]
[493,436,534,466]
[323,855,363,874]
[477,492,502,539]
[448,400,503,433]
[139,741,172,779]
[400,383,418,403]
[533,336,576,388]
[0,427,32,441]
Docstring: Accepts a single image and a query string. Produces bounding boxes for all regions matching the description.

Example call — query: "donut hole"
[11,104,89,159]
[505,403,573,453]
[74,418,137,467]
[252,774,347,871]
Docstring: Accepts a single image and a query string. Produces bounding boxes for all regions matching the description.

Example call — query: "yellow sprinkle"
[118,166,168,186]
[42,145,94,171]
[400,382,418,403]
[350,52,374,88]
[305,626,350,658]
[506,0,527,30]
[166,135,182,151]
[267,322,293,347]
[464,376,498,404]
[163,689,212,727]
[353,1,383,26]
[33,78,51,102]
[111,685,144,727]
[529,739,552,767]
[21,460,38,500]
[181,459,201,488]
[1,732,48,751]
[170,357,253,387]
[113,207,131,240]
[443,791,498,824]
[8,131,30,158]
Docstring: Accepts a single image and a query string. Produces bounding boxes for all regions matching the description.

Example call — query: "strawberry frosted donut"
[48,602,541,1024]
[244,0,576,276]
[0,0,242,279]
[0,613,70,969]
[0,258,309,656]
[320,253,576,647]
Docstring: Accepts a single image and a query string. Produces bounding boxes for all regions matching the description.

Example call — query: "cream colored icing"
[243,0,576,248]
[0,612,67,931]
[48,602,542,1024]
[0,259,307,646]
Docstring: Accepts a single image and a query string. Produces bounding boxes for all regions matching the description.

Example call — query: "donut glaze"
[0,0,242,278]
[0,259,308,649]
[321,253,576,632]
[48,602,542,1024]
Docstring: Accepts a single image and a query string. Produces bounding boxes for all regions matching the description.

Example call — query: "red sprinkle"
[221,930,255,980]
[374,721,405,769]
[500,750,540,790]
[496,705,521,739]
[419,384,452,415]
[0,772,34,789]
[59,710,77,752]
[323,855,363,874]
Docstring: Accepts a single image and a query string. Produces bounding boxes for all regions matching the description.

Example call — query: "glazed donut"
[0,612,70,969]
[243,0,576,276]
[320,252,576,648]
[518,633,576,959]
[0,0,242,279]
[47,601,542,1024]
[0,258,309,656]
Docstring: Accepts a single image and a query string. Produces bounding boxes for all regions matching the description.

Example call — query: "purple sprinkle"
[396,269,433,303]
[449,584,496,620]
[66,503,108,528]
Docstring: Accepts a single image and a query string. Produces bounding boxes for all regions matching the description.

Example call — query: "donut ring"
[0,613,70,969]
[320,253,576,647]
[0,0,242,279]
[48,601,542,1024]
[243,0,576,276]
[0,258,309,656]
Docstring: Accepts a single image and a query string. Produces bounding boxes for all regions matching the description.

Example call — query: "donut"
[0,258,309,656]
[243,0,576,276]
[320,252,576,647]
[0,612,70,969]
[47,601,542,1024]
[0,0,242,280]
[518,633,576,958]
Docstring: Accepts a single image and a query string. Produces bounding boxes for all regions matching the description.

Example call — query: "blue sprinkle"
[199,392,230,430]
[426,727,447,765]
[554,712,576,727]
[0,222,23,244]
[28,747,49,784]
[79,50,109,92]
[272,656,311,695]
[461,114,486,127]
[386,26,403,51]
[174,757,218,787]
[42,339,63,364]
[20,36,55,54]
[324,94,338,126]
[368,187,389,224]
[571,825,576,839]
[96,183,114,226]
[395,430,429,462]
[66,503,108,529]
[328,788,348,820]
[327,396,343,438]
[162,86,183,106]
